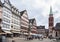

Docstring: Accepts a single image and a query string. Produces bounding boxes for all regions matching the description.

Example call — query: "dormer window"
[4,0,9,3]
[16,9,18,14]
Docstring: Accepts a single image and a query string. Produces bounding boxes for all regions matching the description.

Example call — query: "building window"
[2,23,10,28]
[3,17,10,23]
[3,12,10,18]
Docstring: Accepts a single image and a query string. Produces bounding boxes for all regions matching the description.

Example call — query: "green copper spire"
[50,6,53,14]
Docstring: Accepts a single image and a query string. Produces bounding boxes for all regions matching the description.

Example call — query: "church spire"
[50,6,53,14]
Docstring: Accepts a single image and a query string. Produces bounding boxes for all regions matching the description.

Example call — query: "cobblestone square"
[6,37,58,42]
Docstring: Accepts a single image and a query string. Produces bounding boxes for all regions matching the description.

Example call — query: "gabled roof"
[55,23,60,30]
[37,26,45,29]
[0,0,3,7]
[29,18,35,24]
[4,0,11,6]
[20,10,26,16]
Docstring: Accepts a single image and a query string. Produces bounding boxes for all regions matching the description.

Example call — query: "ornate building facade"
[52,23,60,37]
[11,5,20,37]
[1,0,12,37]
[20,10,29,37]
[37,26,46,36]
[49,7,54,36]
[29,18,37,35]
[0,0,6,35]
[0,0,21,37]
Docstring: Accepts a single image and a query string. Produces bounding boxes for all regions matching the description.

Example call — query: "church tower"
[49,6,54,36]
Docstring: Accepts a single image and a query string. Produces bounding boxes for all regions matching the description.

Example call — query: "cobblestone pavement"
[6,37,58,42]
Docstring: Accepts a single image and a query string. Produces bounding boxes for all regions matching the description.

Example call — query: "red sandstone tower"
[49,7,54,36]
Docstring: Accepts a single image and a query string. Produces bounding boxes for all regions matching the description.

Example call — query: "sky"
[2,0,60,29]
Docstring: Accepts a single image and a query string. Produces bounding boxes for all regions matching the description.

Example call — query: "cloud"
[9,0,60,29]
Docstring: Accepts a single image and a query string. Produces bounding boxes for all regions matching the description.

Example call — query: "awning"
[24,33,28,35]
[30,33,33,35]
[31,33,37,36]
[12,31,20,34]
[4,31,12,34]
[0,29,6,35]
